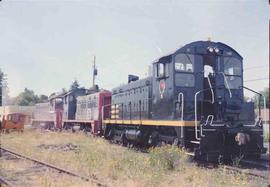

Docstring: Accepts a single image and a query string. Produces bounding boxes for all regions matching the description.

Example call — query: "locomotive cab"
[152,41,266,161]
[175,41,267,161]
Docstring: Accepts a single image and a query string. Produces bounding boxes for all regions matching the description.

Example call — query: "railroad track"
[0,175,16,187]
[196,158,270,181]
[240,158,270,170]
[0,147,107,187]
[223,165,270,180]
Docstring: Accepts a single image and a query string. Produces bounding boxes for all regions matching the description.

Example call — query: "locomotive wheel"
[120,133,127,146]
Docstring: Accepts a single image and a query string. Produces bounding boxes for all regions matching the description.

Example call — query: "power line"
[244,66,269,70]
[244,77,269,82]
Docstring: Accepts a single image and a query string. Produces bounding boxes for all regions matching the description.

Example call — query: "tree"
[61,88,67,94]
[70,80,80,91]
[14,88,48,106]
[0,69,3,106]
[15,88,38,106]
[252,87,269,108]
[38,95,48,103]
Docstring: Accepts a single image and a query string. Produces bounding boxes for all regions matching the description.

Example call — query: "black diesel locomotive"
[103,41,267,161]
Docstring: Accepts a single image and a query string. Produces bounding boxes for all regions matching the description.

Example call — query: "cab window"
[224,57,242,76]
[224,57,242,89]
[225,76,242,89]
[156,62,168,78]
[174,53,194,72]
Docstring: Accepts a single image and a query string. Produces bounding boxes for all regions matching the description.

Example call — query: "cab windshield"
[174,53,195,87]
[174,53,194,72]
[224,57,242,89]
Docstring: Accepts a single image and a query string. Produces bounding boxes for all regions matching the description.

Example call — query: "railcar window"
[175,74,195,87]
[224,57,242,89]
[11,114,19,123]
[158,63,164,77]
[224,57,242,76]
[225,76,242,89]
[156,62,168,78]
[19,116,24,122]
[174,53,194,72]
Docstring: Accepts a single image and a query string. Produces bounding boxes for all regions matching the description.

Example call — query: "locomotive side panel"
[111,77,152,120]
[76,93,99,121]
[62,89,87,121]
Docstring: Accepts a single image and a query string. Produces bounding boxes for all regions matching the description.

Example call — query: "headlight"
[208,47,214,52]
[214,47,219,53]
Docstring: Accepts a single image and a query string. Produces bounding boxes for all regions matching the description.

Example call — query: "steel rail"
[224,165,270,180]
[192,155,269,180]
[0,175,15,187]
[0,147,107,187]
[196,160,270,180]
[240,158,270,170]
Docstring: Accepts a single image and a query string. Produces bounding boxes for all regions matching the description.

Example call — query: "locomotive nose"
[235,132,250,146]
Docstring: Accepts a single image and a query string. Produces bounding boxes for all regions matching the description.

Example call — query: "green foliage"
[149,145,188,170]
[0,68,3,85]
[61,88,67,94]
[38,94,49,102]
[15,88,48,106]
[0,69,4,106]
[252,87,269,108]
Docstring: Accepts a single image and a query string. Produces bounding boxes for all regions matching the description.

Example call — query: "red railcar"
[67,90,111,134]
[32,89,111,134]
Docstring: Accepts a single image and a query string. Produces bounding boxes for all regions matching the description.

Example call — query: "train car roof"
[112,77,152,94]
[49,88,88,100]
[153,40,243,63]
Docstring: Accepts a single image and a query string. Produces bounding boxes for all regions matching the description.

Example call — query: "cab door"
[173,52,203,121]
[151,56,174,120]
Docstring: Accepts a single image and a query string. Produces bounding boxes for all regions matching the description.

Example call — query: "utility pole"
[0,71,3,107]
[92,55,97,87]
[0,78,2,107]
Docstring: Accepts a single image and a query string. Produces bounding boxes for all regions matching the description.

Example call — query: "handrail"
[218,72,232,98]
[200,124,205,137]
[178,92,184,121]
[178,92,185,143]
[239,86,267,126]
[207,75,215,104]
[205,115,214,126]
[101,103,112,122]
[194,91,201,140]
[204,115,225,127]
[194,85,226,140]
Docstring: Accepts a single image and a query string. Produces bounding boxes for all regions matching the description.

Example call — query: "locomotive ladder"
[194,85,227,140]
[194,74,216,140]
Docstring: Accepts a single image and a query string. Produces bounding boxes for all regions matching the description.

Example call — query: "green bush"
[149,145,187,170]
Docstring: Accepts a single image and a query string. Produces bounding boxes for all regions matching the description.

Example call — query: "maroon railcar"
[32,95,64,129]
[68,90,111,134]
[32,90,111,134]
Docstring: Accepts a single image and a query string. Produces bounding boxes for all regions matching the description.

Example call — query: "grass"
[1,129,269,187]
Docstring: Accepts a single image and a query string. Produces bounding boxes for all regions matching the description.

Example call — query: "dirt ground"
[1,129,269,187]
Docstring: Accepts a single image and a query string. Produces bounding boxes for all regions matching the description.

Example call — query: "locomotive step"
[190,140,200,144]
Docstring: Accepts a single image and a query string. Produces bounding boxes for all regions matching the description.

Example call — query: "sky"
[0,0,269,98]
